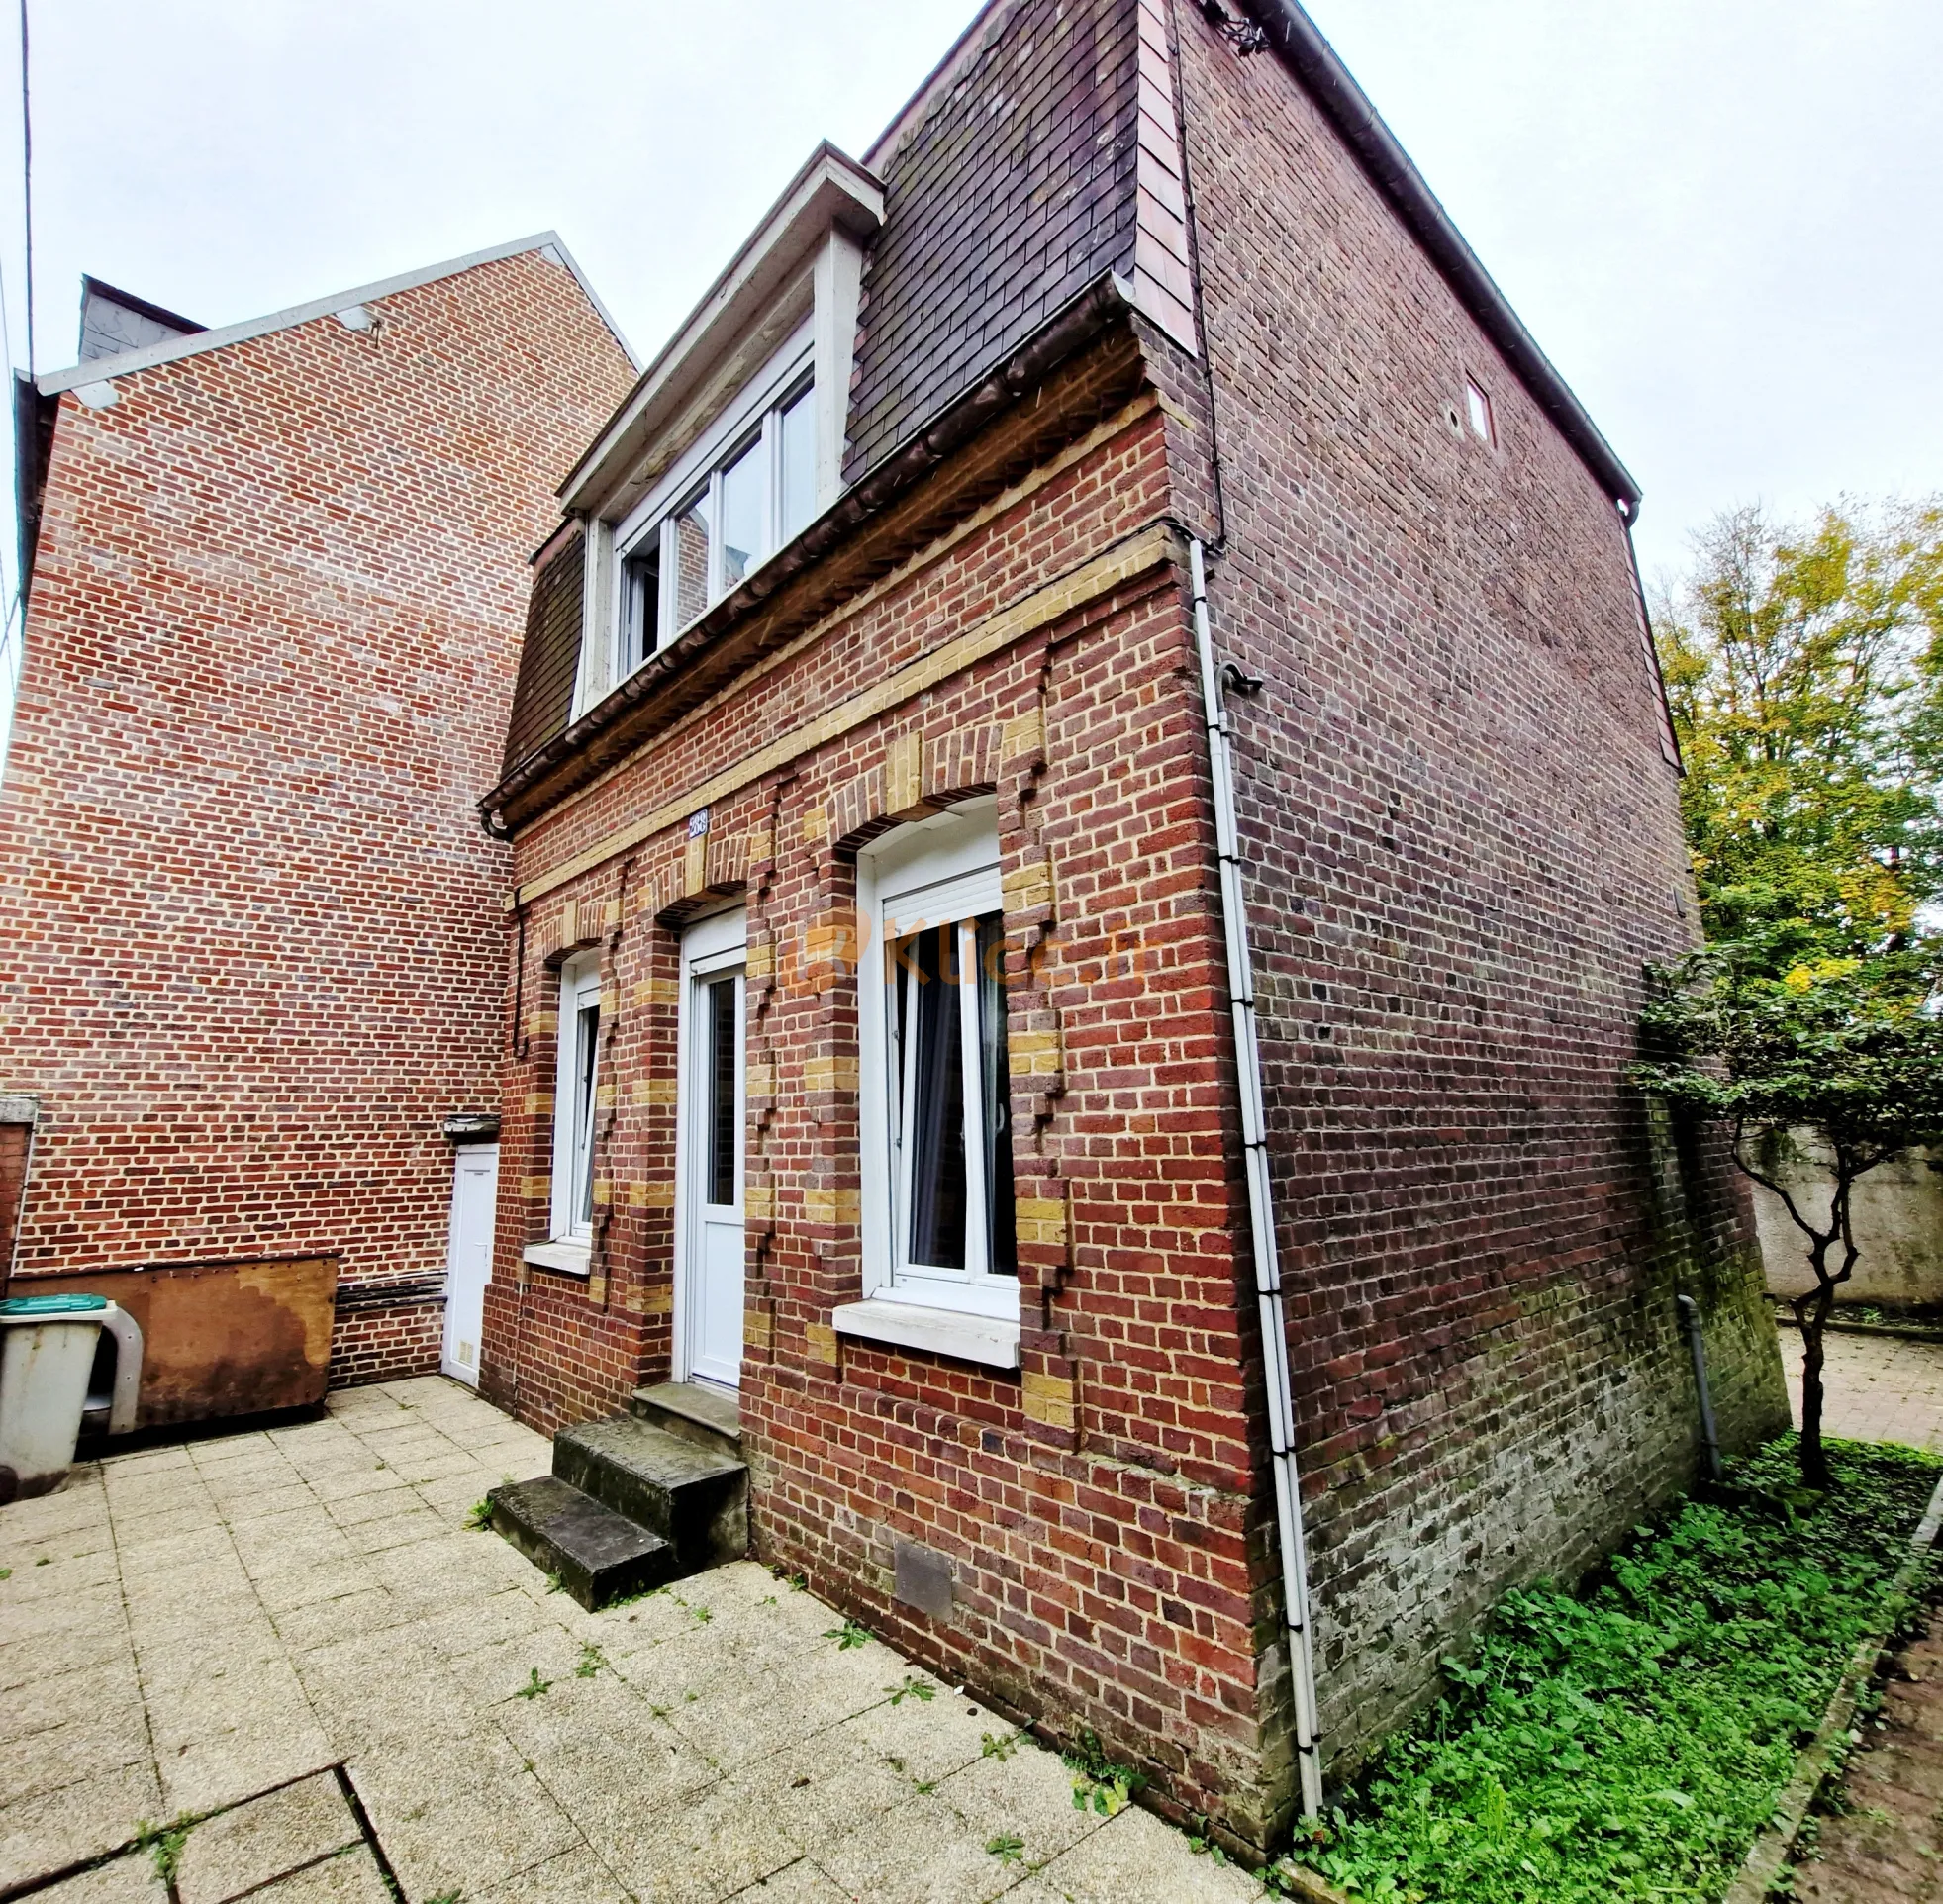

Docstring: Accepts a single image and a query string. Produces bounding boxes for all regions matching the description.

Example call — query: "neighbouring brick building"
[0,240,637,1387]
[473,0,1788,1854]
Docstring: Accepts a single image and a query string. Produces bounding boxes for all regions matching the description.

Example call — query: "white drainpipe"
[1189,538,1325,1819]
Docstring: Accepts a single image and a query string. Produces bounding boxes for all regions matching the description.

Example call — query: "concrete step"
[554,1414,746,1571]
[630,1380,743,1459]
[488,1476,677,1611]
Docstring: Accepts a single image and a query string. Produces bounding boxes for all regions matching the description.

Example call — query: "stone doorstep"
[553,1415,746,1571]
[488,1475,678,1611]
[631,1380,743,1460]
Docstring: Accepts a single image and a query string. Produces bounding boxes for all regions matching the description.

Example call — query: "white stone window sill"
[832,1297,1020,1370]
[523,1240,591,1278]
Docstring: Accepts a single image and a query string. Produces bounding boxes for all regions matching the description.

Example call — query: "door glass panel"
[672,492,712,629]
[718,435,767,593]
[572,1001,600,1225]
[976,913,1016,1274]
[779,384,817,542]
[706,977,737,1208]
[899,925,967,1270]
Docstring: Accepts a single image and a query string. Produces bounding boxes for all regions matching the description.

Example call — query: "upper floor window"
[616,372,818,678]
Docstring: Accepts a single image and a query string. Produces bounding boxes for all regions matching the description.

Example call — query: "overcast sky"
[3,0,1938,604]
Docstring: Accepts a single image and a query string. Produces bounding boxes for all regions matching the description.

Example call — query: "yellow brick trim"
[594,1084,616,1110]
[526,1010,558,1039]
[627,1181,674,1209]
[1003,859,1055,912]
[1008,1030,1061,1076]
[802,805,830,843]
[746,1061,777,1098]
[1002,705,1045,763]
[745,1307,774,1352]
[746,943,775,981]
[803,1188,861,1225]
[511,524,1183,908]
[886,730,924,813]
[591,1180,613,1207]
[642,1283,674,1315]
[745,1186,776,1221]
[631,1077,677,1106]
[803,1056,859,1094]
[520,1175,552,1201]
[524,1092,555,1116]
[632,978,679,1008]
[805,1323,839,1367]
[1016,1196,1069,1247]
[1022,1371,1077,1431]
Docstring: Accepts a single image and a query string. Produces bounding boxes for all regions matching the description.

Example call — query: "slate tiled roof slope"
[842,0,1141,480]
[504,525,587,777]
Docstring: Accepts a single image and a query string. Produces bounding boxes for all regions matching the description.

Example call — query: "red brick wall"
[487,375,1304,1844]
[1168,0,1788,1772]
[0,248,636,1385]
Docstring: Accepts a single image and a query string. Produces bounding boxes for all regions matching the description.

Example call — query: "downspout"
[1189,539,1324,1819]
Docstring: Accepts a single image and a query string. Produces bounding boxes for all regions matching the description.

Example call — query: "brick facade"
[1167,0,1788,1771]
[0,245,636,1385]
[470,0,1787,1853]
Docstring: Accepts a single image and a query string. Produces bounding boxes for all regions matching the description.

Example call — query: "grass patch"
[1288,1437,1940,1904]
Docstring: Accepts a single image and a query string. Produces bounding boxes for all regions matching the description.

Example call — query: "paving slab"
[173,1769,360,1903]
[0,1374,1243,1903]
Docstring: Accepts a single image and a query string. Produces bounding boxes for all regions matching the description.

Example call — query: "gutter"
[1232,0,1641,513]
[1189,539,1325,1819]
[483,269,1139,828]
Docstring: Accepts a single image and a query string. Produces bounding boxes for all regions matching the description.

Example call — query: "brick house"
[473,0,1788,1852]
[0,240,636,1389]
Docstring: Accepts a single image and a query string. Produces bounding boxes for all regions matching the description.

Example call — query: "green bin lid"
[0,1293,109,1317]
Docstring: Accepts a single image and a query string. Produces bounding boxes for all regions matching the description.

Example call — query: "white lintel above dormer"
[560,142,882,527]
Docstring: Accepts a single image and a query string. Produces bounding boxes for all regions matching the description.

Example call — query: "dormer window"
[560,143,884,716]
[615,366,819,677]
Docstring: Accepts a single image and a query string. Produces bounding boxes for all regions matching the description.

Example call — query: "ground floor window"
[858,800,1017,1318]
[550,953,602,1243]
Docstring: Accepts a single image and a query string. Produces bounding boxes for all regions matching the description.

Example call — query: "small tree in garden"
[1631,944,1943,1488]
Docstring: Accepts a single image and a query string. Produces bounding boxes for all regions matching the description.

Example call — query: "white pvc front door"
[678,911,746,1389]
[442,1143,497,1384]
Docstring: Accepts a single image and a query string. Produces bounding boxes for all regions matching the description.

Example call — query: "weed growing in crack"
[576,1644,607,1679]
[464,1498,495,1531]
[135,1816,194,1885]
[981,1732,1020,1761]
[515,1667,550,1700]
[824,1619,870,1650]
[1063,1729,1143,1818]
[986,1834,1025,1867]
[886,1677,935,1707]
[690,1605,713,1625]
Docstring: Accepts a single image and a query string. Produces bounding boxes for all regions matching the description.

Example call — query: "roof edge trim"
[558,142,883,515]
[39,232,637,395]
[1235,0,1641,511]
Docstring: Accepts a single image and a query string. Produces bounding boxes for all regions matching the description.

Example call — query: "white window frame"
[549,953,604,1247]
[853,800,1018,1325]
[611,322,815,682]
[1465,376,1496,446]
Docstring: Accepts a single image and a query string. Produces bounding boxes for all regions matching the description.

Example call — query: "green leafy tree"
[1653,500,1943,967]
[1631,947,1943,1486]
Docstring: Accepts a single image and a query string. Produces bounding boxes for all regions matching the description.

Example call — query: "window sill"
[832,1298,1020,1371]
[523,1240,591,1278]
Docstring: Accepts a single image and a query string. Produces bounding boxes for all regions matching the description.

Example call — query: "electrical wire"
[18,0,30,380]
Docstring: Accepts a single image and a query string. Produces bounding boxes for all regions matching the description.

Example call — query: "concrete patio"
[0,1377,1259,1904]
